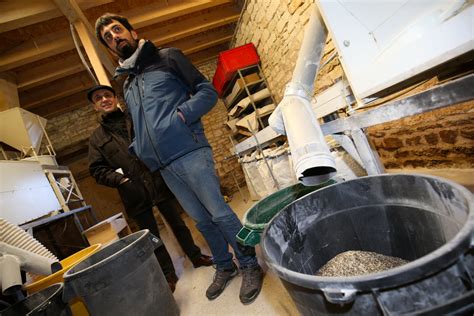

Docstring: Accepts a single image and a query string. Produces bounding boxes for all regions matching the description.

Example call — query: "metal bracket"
[330,133,363,167]
[321,74,474,135]
[351,128,385,175]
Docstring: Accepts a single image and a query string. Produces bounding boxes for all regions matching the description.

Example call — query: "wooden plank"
[183,35,232,55]
[128,0,232,30]
[0,1,236,73]
[20,72,93,109]
[0,0,113,33]
[83,222,120,245]
[0,0,58,33]
[82,219,130,245]
[144,6,240,45]
[188,44,228,65]
[170,26,234,55]
[0,30,74,72]
[29,90,88,118]
[36,102,87,118]
[16,54,85,91]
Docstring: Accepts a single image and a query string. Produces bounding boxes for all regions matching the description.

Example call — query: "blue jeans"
[160,147,258,270]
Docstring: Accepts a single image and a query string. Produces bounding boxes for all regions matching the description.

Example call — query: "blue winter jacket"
[115,41,218,172]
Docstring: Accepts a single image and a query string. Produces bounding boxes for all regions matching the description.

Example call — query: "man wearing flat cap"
[87,85,212,292]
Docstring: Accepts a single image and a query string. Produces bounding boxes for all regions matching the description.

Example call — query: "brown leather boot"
[191,254,213,268]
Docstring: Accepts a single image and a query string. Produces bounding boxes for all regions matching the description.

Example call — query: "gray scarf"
[118,39,146,70]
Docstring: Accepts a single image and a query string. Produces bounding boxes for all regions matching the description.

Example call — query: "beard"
[116,39,138,60]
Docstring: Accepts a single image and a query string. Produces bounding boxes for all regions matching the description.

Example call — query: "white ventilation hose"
[0,218,57,261]
[269,5,336,185]
[0,218,60,295]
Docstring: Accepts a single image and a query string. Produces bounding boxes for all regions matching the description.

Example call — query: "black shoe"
[205,263,238,300]
[191,254,213,268]
[239,265,264,304]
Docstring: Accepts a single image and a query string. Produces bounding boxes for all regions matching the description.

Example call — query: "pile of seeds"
[316,250,409,277]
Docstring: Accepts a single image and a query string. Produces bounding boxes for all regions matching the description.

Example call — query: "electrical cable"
[69,23,99,85]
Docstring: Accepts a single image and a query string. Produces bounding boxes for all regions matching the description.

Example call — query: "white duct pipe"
[0,242,61,295]
[0,218,61,295]
[0,242,60,275]
[269,5,336,186]
[0,254,22,295]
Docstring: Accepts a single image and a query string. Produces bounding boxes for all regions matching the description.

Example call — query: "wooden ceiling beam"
[168,26,234,55]
[40,102,87,119]
[191,53,219,66]
[0,30,74,72]
[188,44,229,65]
[128,0,233,29]
[32,92,89,118]
[20,72,93,109]
[182,35,232,55]
[0,1,236,73]
[143,6,239,46]
[16,54,86,91]
[0,0,113,33]
[53,0,89,25]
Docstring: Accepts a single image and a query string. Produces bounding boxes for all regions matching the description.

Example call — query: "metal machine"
[0,108,86,225]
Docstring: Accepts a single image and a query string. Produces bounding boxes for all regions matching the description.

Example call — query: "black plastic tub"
[62,230,179,316]
[262,174,474,315]
[1,283,71,316]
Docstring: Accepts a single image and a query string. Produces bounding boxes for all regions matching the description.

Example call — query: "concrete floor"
[158,188,299,316]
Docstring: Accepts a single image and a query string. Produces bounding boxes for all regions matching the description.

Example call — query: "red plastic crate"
[212,43,260,96]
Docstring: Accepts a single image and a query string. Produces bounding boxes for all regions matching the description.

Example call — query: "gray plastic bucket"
[262,174,474,315]
[62,230,179,316]
[1,283,71,316]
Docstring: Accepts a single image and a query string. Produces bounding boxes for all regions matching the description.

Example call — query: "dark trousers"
[156,198,202,261]
[134,210,176,279]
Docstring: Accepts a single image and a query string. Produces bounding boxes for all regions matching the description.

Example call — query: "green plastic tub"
[237,180,337,246]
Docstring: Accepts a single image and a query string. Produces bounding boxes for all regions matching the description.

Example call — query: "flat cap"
[87,85,116,102]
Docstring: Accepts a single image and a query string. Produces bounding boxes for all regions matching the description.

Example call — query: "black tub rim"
[63,229,150,281]
[261,173,474,294]
[4,283,64,315]
[243,180,336,231]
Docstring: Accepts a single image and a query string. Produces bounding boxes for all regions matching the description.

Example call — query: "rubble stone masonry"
[45,105,99,153]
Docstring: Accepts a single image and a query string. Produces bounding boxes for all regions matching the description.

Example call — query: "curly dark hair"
[95,13,134,46]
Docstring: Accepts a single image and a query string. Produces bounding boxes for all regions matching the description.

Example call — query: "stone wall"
[234,0,315,102]
[233,0,474,170]
[368,99,474,169]
[45,105,99,152]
